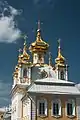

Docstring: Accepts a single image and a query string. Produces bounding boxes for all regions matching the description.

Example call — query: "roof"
[11,84,28,95]
[35,78,75,85]
[28,83,80,95]
[28,78,80,95]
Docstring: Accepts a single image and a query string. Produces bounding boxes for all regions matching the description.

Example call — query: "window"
[23,68,27,78]
[52,99,61,117]
[41,69,48,78]
[67,103,73,116]
[53,103,59,115]
[60,71,64,80]
[37,100,47,116]
[66,99,75,117]
[39,102,45,115]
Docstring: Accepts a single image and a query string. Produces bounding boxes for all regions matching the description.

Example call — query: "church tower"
[11,37,32,120]
[13,38,32,87]
[55,39,68,80]
[29,21,49,65]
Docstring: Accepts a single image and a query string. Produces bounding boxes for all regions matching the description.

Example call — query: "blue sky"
[0,0,80,106]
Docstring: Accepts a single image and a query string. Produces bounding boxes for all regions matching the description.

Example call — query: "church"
[11,21,80,120]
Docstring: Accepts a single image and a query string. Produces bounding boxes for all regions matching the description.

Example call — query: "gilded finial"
[37,20,41,31]
[55,38,65,66]
[36,20,41,41]
[37,20,43,31]
[22,34,28,55]
[58,38,61,57]
[23,35,27,45]
[49,52,52,66]
[58,38,61,47]
[18,48,22,55]
[20,33,28,45]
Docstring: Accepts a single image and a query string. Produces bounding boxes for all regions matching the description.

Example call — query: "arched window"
[60,71,64,80]
[23,68,27,78]
[52,99,61,117]
[66,99,75,117]
[37,99,47,116]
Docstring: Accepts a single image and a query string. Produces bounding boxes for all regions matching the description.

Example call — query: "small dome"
[18,39,30,64]
[29,28,49,53]
[55,39,66,66]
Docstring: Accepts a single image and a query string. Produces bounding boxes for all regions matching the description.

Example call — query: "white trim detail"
[37,99,47,116]
[51,99,61,117]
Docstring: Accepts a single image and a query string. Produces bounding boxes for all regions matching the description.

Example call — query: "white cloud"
[0,1,22,43]
[9,6,22,16]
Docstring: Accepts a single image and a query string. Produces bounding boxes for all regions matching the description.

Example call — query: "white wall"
[11,92,24,120]
[76,98,80,120]
[23,98,31,120]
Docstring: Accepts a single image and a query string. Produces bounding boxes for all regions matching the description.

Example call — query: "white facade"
[11,26,80,120]
[22,98,31,120]
[11,91,23,120]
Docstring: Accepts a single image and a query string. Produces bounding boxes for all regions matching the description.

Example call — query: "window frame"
[66,99,76,118]
[51,99,61,118]
[60,70,64,80]
[23,68,27,78]
[37,99,47,117]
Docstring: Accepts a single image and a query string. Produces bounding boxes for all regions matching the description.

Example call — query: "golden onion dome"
[18,36,30,64]
[55,39,66,66]
[29,21,49,53]
[21,40,30,60]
